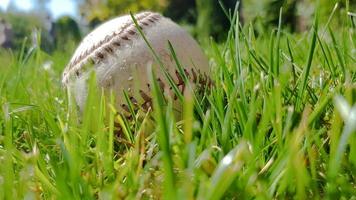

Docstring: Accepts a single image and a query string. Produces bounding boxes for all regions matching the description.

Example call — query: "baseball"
[62,11,209,113]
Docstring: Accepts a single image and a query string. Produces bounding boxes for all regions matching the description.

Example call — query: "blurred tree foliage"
[250,0,355,34]
[164,0,239,41]
[1,0,354,52]
[52,16,81,51]
[0,12,81,52]
[196,0,239,41]
[79,0,238,41]
[0,12,53,50]
[163,0,196,24]
[265,0,299,32]
[79,0,167,28]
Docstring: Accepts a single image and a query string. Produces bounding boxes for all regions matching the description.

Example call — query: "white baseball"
[62,11,209,112]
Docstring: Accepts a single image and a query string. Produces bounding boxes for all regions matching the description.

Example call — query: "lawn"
[0,4,355,200]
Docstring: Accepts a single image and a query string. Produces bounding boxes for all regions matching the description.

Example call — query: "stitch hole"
[113,41,121,47]
[121,35,129,40]
[96,52,105,59]
[128,29,136,35]
[105,46,114,53]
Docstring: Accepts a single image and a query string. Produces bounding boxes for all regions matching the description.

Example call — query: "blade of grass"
[296,13,319,111]
[148,63,177,199]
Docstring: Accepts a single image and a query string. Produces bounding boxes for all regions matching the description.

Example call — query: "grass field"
[0,4,355,200]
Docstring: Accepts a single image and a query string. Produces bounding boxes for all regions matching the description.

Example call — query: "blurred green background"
[0,0,355,53]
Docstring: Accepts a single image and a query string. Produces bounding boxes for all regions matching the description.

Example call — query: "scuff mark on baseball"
[62,11,210,112]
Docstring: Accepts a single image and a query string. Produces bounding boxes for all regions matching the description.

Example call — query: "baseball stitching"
[62,12,162,84]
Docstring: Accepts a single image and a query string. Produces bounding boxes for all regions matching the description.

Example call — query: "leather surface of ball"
[62,11,209,111]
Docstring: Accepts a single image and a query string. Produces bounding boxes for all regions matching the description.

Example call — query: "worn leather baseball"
[62,11,209,112]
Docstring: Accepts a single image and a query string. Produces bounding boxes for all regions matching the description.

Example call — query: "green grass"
[1,5,356,200]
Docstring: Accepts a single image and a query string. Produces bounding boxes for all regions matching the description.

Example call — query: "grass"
[1,4,356,200]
